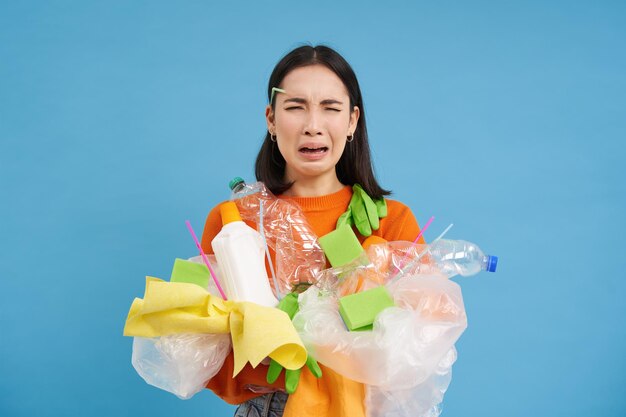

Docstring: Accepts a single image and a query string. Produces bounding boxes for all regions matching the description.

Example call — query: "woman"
[201,45,424,417]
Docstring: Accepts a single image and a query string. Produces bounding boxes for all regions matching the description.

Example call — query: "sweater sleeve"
[377,199,426,244]
[200,203,224,254]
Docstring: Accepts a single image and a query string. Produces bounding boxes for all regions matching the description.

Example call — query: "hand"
[266,354,322,394]
[337,184,387,237]
[266,293,322,393]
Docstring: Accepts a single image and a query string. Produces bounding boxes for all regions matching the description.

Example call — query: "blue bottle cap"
[229,177,245,191]
[486,255,498,272]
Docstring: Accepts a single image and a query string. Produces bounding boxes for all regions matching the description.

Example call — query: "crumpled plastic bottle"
[367,239,498,279]
[228,177,326,294]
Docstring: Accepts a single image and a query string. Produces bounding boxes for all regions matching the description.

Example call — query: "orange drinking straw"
[185,220,228,300]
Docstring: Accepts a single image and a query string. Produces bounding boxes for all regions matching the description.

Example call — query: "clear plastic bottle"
[428,239,498,277]
[228,177,327,294]
[368,239,497,279]
[211,201,278,307]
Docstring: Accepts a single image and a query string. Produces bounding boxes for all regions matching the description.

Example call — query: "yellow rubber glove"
[266,293,322,393]
[336,184,387,237]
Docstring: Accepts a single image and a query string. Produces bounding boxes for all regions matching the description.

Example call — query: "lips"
[298,142,328,153]
[299,146,329,153]
[298,142,329,160]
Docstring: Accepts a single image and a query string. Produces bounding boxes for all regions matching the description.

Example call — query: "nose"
[303,109,323,136]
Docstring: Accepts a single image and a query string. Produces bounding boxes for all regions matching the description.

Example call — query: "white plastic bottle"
[211,201,278,307]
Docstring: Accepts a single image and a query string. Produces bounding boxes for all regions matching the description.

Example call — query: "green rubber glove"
[336,184,387,237]
[266,293,322,393]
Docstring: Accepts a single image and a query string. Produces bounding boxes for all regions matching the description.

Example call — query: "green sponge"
[170,258,210,289]
[318,224,364,267]
[339,286,395,331]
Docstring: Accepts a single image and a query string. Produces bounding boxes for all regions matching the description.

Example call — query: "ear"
[265,105,275,132]
[349,106,360,133]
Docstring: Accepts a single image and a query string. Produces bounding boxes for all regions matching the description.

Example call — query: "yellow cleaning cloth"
[124,277,306,376]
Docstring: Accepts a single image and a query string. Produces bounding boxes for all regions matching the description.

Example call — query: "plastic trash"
[313,252,384,296]
[229,177,326,294]
[367,239,497,279]
[131,333,231,400]
[292,274,467,390]
[365,347,457,417]
[211,202,278,306]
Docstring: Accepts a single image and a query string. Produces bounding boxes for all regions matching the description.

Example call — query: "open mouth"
[299,146,329,154]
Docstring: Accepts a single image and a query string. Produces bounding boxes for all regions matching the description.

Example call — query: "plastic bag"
[365,347,457,417]
[314,253,385,296]
[132,333,231,399]
[365,241,439,279]
[292,274,467,391]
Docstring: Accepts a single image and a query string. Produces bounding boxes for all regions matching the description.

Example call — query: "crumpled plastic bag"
[293,272,466,416]
[314,253,383,296]
[132,333,231,399]
[365,347,457,417]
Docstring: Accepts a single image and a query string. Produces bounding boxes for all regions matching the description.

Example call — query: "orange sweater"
[200,185,423,416]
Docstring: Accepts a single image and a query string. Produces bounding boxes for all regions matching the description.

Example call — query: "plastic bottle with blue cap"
[428,239,498,277]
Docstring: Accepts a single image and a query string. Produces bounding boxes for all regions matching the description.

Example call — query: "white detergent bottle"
[211,201,278,307]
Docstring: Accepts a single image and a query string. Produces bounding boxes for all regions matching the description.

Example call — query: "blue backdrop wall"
[1,1,624,416]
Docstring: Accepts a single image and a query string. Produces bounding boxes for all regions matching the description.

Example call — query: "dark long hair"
[255,45,390,199]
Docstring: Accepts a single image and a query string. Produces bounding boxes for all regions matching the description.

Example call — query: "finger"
[359,187,380,231]
[375,198,387,218]
[306,355,322,378]
[284,368,302,394]
[282,292,299,319]
[336,207,352,229]
[351,192,371,236]
[266,359,283,384]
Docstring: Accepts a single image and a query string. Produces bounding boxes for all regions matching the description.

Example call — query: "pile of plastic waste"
[123,179,497,416]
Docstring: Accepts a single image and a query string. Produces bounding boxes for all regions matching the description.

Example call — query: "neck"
[282,172,345,197]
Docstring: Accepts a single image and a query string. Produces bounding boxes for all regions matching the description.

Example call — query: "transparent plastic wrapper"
[365,348,457,417]
[314,253,384,296]
[315,242,441,297]
[132,333,231,400]
[292,274,467,390]
[366,241,438,278]
[230,181,326,294]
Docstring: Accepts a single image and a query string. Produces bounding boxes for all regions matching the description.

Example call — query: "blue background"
[1,1,624,416]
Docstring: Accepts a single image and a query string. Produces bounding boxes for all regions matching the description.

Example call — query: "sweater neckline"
[279,185,352,212]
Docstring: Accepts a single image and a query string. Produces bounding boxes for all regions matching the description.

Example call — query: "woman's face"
[266,65,359,185]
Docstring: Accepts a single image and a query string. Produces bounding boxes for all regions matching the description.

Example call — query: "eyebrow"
[283,97,344,105]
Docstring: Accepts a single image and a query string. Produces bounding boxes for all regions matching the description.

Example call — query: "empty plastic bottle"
[211,202,278,307]
[369,239,497,280]
[228,177,326,294]
[428,239,498,277]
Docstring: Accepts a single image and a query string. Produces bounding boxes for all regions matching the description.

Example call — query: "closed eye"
[325,107,341,112]
[285,106,304,110]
